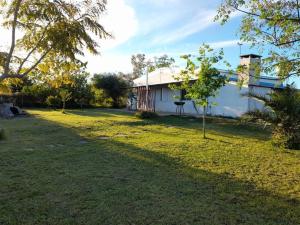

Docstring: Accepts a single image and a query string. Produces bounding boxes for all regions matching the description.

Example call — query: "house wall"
[152,83,272,118]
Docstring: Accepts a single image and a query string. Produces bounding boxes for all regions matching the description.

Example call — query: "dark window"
[180,89,190,100]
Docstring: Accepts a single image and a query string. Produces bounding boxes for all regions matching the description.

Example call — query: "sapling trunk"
[62,101,66,113]
[203,105,206,139]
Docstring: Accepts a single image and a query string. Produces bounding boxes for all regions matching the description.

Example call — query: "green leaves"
[216,0,300,80]
[0,0,110,80]
[170,44,230,107]
[248,84,300,149]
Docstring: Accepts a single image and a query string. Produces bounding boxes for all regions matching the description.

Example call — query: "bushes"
[46,96,61,109]
[135,111,158,119]
[92,73,130,108]
[247,85,300,150]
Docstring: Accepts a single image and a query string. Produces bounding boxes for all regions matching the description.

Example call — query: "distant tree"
[216,0,300,80]
[170,45,230,138]
[46,95,61,110]
[59,89,72,113]
[247,85,300,149]
[0,0,110,81]
[92,73,130,108]
[131,54,148,79]
[148,55,175,72]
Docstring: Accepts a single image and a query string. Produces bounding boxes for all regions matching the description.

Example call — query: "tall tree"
[170,45,230,138]
[148,54,175,72]
[131,54,148,79]
[215,0,300,80]
[0,0,110,81]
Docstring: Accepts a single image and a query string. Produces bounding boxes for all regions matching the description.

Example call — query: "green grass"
[0,109,299,225]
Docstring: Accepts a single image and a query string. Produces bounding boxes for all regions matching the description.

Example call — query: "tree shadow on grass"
[115,116,270,141]
[0,115,298,225]
[61,109,270,141]
[67,108,133,118]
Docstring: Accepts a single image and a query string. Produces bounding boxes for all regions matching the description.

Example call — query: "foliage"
[18,59,93,108]
[22,84,54,107]
[46,96,61,110]
[216,0,300,80]
[91,87,113,107]
[170,44,230,138]
[247,85,300,149]
[131,54,148,79]
[92,73,130,108]
[0,0,110,81]
[59,89,72,113]
[0,109,299,225]
[148,55,175,72]
[135,111,158,119]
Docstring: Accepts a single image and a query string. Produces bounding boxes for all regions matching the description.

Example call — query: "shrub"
[92,73,130,108]
[46,96,61,109]
[135,111,158,119]
[247,85,300,150]
[0,128,5,140]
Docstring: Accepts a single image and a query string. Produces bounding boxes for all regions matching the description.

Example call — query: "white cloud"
[86,53,132,74]
[208,39,241,49]
[84,0,138,74]
[99,0,138,49]
[151,10,217,45]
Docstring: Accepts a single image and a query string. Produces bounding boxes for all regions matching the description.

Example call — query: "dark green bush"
[135,111,158,119]
[247,85,300,150]
[0,128,5,140]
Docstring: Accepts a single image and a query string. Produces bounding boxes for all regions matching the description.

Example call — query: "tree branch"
[230,4,300,23]
[275,38,300,46]
[4,0,22,75]
[21,48,52,77]
[16,23,51,74]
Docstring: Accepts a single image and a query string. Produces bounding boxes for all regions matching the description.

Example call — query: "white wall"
[152,83,271,118]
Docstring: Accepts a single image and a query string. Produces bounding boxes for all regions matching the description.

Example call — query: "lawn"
[0,109,299,225]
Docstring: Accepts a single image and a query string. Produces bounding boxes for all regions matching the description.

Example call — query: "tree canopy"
[92,73,130,108]
[216,0,300,80]
[131,54,148,79]
[148,55,175,72]
[0,0,110,81]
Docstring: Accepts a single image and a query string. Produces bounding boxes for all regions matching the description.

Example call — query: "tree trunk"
[62,101,65,113]
[203,105,206,139]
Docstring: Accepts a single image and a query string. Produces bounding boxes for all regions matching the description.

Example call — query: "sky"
[89,0,300,87]
[89,0,244,74]
[0,0,299,86]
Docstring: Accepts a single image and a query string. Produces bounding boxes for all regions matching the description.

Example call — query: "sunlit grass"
[0,109,299,225]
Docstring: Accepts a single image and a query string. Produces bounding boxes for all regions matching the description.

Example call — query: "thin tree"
[59,89,72,113]
[170,45,230,138]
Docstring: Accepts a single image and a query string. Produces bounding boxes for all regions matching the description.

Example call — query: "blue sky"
[0,0,298,86]
[85,0,299,87]
[90,0,244,73]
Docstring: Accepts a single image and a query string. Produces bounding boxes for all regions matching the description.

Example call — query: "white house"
[130,54,284,118]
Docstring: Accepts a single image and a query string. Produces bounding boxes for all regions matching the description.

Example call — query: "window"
[180,89,191,100]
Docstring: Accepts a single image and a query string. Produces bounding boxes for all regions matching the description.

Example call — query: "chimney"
[238,54,262,85]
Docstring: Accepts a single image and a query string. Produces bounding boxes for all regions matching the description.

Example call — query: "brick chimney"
[238,54,262,85]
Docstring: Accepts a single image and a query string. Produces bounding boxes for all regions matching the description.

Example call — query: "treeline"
[0,61,133,109]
